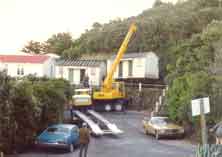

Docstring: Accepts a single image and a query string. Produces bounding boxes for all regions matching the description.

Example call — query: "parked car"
[142,116,184,139]
[35,124,79,152]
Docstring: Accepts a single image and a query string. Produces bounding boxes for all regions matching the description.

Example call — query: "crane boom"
[103,24,137,91]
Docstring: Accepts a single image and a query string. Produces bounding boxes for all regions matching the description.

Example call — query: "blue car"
[35,124,79,152]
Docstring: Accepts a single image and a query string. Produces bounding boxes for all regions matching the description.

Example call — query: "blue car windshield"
[46,127,70,134]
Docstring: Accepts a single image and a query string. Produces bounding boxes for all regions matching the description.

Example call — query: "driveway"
[16,111,196,157]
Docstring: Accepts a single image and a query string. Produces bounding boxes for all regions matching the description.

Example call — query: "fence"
[196,144,222,157]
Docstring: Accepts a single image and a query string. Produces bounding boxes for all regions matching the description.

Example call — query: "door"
[128,60,133,77]
[68,68,74,83]
[80,69,86,82]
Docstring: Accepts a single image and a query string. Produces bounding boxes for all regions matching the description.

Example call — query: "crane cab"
[93,81,128,112]
[93,81,125,100]
[72,88,93,110]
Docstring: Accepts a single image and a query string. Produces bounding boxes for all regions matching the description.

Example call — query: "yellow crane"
[93,23,137,111]
[72,24,137,112]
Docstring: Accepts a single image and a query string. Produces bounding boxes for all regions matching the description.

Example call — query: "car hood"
[38,132,69,143]
[153,124,183,130]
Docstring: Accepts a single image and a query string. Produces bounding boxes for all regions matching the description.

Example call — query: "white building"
[107,52,159,79]
[55,59,106,86]
[0,54,56,78]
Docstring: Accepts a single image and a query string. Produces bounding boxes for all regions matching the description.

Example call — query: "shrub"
[0,73,73,154]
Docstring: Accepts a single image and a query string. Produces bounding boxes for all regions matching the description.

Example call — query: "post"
[200,98,207,145]
[1,152,3,157]
[138,82,143,110]
[139,82,142,93]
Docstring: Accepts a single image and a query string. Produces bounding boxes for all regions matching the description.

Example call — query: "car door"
[71,127,79,145]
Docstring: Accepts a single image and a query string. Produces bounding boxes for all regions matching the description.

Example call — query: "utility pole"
[200,98,208,145]
[219,0,222,8]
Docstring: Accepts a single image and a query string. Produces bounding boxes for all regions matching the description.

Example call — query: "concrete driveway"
[16,111,196,157]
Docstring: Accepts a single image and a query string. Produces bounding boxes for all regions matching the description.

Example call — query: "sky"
[0,0,177,53]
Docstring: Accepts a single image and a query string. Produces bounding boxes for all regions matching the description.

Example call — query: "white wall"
[0,57,56,78]
[122,61,129,78]
[4,62,44,77]
[107,58,146,79]
[145,52,159,79]
[43,58,56,78]
[133,58,146,78]
[55,65,103,86]
[107,52,159,79]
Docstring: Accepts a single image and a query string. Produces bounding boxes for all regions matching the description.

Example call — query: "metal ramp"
[87,110,123,135]
[73,110,104,136]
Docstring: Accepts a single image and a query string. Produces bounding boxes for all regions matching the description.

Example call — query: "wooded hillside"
[23,0,222,124]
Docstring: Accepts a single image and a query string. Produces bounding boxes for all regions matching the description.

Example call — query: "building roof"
[110,52,157,60]
[56,59,104,67]
[0,55,49,64]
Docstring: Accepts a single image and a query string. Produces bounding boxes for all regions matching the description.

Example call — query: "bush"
[167,72,212,123]
[0,73,73,154]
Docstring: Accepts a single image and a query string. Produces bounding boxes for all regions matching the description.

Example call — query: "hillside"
[22,0,222,125]
[70,0,222,74]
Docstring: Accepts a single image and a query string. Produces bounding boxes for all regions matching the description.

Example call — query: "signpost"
[191,97,210,145]
[139,82,142,92]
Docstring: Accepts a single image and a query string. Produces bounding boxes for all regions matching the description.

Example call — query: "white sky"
[0,0,177,53]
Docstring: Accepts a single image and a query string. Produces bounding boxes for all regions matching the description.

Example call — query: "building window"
[128,60,133,77]
[21,67,24,75]
[68,68,74,83]
[17,65,24,76]
[118,61,123,78]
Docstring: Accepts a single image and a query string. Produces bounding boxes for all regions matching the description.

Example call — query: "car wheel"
[115,103,122,111]
[68,144,74,153]
[155,131,160,140]
[105,104,111,112]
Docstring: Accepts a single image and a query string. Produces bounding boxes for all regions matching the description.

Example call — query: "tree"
[166,20,222,123]
[0,75,73,154]
[43,32,73,56]
[153,0,165,7]
[92,22,102,30]
[22,40,43,54]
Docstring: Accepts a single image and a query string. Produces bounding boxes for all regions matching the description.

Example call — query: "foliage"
[0,73,73,153]
[22,40,43,54]
[43,32,73,56]
[22,32,78,58]
[166,20,222,124]
[21,0,222,73]
[167,72,212,122]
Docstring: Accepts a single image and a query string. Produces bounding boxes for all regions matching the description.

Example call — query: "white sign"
[139,82,142,92]
[191,97,210,116]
